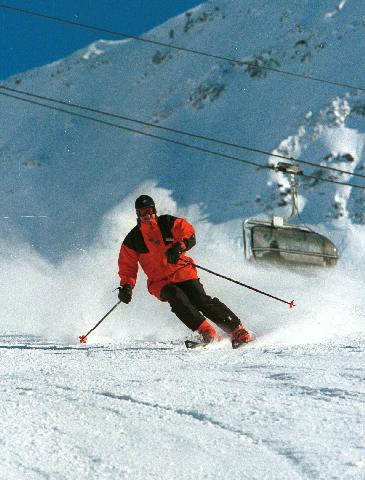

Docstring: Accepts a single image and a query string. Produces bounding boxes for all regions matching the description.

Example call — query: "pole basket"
[79,335,88,344]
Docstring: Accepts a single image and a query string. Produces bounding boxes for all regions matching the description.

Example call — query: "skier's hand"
[166,243,184,264]
[118,284,132,304]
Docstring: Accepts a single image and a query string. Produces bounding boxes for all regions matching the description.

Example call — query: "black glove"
[166,243,184,264]
[118,284,132,304]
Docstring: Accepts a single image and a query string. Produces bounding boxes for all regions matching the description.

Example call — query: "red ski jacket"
[118,215,198,300]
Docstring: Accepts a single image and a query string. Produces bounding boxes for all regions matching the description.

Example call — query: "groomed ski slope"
[0,335,364,480]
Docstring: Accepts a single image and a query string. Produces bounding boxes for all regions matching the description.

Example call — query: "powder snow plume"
[0,182,364,346]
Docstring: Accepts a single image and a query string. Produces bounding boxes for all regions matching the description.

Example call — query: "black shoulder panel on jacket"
[157,215,177,245]
[123,225,149,253]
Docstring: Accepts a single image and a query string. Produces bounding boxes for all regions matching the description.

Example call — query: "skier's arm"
[118,243,139,288]
[171,217,196,252]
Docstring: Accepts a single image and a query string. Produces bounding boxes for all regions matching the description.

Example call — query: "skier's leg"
[160,283,205,330]
[160,283,219,341]
[177,279,247,334]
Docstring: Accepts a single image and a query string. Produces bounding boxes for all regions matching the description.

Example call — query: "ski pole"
[79,300,122,343]
[181,259,295,308]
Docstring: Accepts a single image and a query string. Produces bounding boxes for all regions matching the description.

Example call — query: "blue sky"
[0,0,203,80]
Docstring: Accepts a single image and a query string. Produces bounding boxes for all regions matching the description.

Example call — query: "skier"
[117,195,252,346]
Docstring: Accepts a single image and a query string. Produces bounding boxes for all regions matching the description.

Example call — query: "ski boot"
[231,325,252,349]
[198,320,221,343]
[185,320,221,349]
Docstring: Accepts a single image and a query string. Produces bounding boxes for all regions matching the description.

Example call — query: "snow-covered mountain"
[0,1,364,479]
[1,0,365,257]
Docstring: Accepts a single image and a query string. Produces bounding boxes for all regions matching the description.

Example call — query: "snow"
[1,334,364,479]
[0,0,365,478]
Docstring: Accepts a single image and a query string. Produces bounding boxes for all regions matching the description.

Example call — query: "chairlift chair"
[243,163,339,267]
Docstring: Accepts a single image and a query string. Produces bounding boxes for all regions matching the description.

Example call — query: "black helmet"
[135,195,156,216]
[135,195,155,210]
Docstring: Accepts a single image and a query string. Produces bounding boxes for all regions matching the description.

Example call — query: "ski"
[231,339,251,349]
[184,340,210,349]
[185,339,253,350]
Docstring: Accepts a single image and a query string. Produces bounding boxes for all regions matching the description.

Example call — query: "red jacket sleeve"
[171,218,196,251]
[118,244,139,287]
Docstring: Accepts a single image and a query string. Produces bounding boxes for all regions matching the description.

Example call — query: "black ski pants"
[160,279,241,332]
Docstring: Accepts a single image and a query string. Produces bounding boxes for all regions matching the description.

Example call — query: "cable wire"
[0,90,269,170]
[1,3,365,93]
[1,85,364,181]
[1,89,365,191]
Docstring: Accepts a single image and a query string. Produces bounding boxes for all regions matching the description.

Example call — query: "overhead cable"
[0,90,269,171]
[1,90,364,191]
[1,85,363,181]
[0,3,364,93]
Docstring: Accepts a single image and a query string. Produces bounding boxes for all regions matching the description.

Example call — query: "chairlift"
[243,162,339,267]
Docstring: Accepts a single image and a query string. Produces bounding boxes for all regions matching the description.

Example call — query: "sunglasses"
[137,206,155,217]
